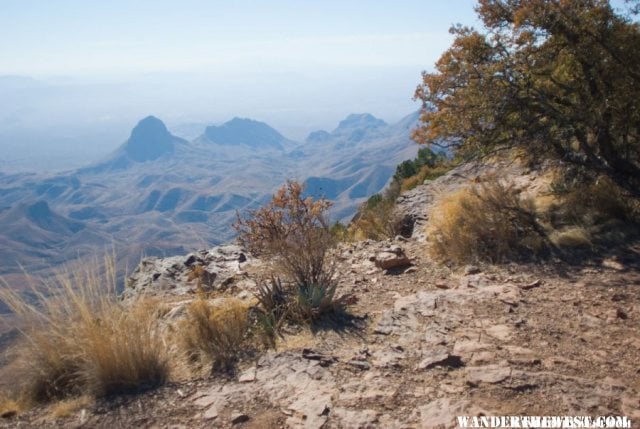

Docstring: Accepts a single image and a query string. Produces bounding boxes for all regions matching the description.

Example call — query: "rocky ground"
[3,160,640,429]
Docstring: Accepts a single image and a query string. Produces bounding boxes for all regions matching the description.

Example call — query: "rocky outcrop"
[393,158,540,242]
[123,244,252,299]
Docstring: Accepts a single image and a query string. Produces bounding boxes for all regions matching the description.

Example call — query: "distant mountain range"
[0,112,420,276]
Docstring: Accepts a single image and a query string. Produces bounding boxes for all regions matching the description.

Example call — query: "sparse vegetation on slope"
[350,147,452,240]
[350,189,402,241]
[409,0,640,265]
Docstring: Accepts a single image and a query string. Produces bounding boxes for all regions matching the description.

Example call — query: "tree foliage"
[393,147,447,183]
[414,0,640,195]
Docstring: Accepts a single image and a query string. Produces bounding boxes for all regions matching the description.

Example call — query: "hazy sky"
[1,0,626,171]
[1,1,478,76]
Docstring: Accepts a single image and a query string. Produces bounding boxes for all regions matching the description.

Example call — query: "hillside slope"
[5,158,638,428]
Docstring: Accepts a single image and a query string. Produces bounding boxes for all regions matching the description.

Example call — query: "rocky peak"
[124,116,176,162]
[305,130,331,144]
[334,113,387,133]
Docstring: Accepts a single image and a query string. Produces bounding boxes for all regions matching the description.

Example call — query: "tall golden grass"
[350,197,401,240]
[0,256,169,403]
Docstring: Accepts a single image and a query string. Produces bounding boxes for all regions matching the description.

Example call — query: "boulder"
[374,246,411,270]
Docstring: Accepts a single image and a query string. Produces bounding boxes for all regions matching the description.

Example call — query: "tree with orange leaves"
[414,0,640,196]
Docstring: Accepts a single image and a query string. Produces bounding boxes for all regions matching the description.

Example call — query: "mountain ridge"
[201,117,295,151]
[0,111,421,276]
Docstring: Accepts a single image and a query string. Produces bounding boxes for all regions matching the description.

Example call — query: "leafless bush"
[236,181,354,331]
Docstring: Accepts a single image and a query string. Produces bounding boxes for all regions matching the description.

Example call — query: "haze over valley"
[0,0,484,276]
[0,111,420,276]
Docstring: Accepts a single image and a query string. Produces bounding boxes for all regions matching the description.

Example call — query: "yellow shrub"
[427,181,543,264]
[350,198,401,240]
[48,396,92,419]
[0,393,23,418]
[401,164,451,193]
[400,174,424,193]
[553,174,639,225]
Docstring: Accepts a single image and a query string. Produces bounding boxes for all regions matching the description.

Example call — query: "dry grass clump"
[427,180,545,264]
[179,298,249,374]
[47,395,92,419]
[351,196,402,240]
[0,392,23,418]
[400,174,425,193]
[0,259,169,403]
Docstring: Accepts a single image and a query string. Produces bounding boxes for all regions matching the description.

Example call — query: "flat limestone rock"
[193,394,217,408]
[238,367,256,382]
[332,408,379,429]
[485,324,514,342]
[287,392,332,429]
[466,364,512,385]
[453,339,491,355]
[373,311,395,335]
[203,406,219,420]
[417,349,464,370]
